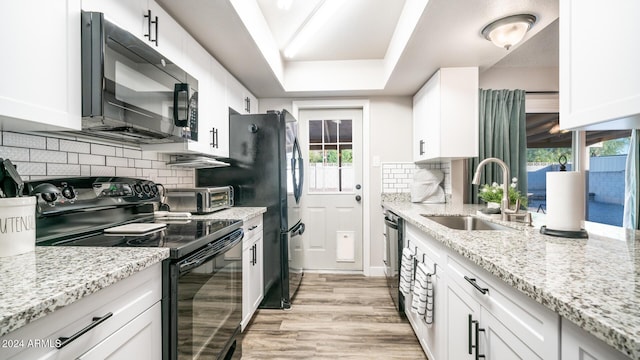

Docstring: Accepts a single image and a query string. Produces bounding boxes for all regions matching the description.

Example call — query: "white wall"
[479,66,559,91]
[259,96,413,274]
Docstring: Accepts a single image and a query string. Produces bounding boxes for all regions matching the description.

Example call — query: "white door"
[298,109,363,271]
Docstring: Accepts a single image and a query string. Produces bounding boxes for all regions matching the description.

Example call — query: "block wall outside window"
[0,131,194,188]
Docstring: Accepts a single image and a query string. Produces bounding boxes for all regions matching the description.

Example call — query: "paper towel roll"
[546,172,584,231]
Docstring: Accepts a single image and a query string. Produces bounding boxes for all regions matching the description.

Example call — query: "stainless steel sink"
[421,215,513,231]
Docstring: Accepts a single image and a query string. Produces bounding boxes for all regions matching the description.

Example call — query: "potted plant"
[478,177,528,209]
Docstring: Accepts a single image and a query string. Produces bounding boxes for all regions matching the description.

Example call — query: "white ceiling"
[156,0,559,98]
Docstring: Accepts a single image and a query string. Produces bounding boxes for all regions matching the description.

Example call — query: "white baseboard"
[302,267,386,277]
[368,266,386,277]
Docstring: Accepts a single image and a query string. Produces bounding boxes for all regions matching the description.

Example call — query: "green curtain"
[468,89,527,204]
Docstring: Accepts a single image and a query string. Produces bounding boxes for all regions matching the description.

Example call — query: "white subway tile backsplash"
[123,148,142,159]
[3,132,46,149]
[135,159,152,169]
[47,164,81,176]
[106,156,129,167]
[115,167,137,177]
[90,166,116,176]
[14,162,46,176]
[68,153,79,164]
[91,144,116,156]
[59,139,91,153]
[382,161,451,200]
[0,147,29,161]
[142,151,158,161]
[30,149,67,163]
[78,153,105,166]
[0,132,194,187]
[47,138,59,150]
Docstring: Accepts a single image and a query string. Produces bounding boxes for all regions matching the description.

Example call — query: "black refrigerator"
[197,109,305,309]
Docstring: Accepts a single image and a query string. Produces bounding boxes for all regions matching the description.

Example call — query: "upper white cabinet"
[0,1,82,131]
[82,0,184,66]
[413,67,479,163]
[560,1,640,130]
[226,75,258,115]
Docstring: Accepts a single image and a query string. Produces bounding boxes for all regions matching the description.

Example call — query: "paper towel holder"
[539,226,588,238]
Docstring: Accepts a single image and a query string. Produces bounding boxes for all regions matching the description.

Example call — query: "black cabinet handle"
[56,312,113,349]
[464,276,488,295]
[244,97,251,113]
[419,139,425,155]
[248,225,258,231]
[153,15,158,46]
[210,128,218,148]
[253,244,257,265]
[143,10,158,46]
[474,317,486,359]
[468,314,486,359]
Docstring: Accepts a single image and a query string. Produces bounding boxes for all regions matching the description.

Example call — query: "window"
[525,112,631,226]
[308,119,353,192]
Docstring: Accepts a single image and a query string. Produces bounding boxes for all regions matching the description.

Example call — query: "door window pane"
[308,119,354,193]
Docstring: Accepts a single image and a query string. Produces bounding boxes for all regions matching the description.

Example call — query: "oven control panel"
[25,177,162,214]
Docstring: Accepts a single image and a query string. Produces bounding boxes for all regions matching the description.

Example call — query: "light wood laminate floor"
[241,273,427,359]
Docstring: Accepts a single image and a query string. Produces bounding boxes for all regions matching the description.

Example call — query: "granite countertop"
[0,247,169,338]
[382,200,640,359]
[190,207,266,222]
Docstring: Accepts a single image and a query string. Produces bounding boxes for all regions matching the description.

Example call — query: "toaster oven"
[164,187,233,214]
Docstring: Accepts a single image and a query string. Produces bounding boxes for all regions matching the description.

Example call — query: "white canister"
[0,196,37,257]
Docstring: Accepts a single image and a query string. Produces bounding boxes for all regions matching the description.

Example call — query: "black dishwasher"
[383,209,404,314]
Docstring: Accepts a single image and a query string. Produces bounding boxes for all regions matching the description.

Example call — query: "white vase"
[487,202,500,209]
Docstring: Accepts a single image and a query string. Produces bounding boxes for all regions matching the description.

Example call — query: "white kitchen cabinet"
[446,253,559,360]
[77,302,161,360]
[402,220,559,360]
[560,1,640,130]
[226,75,258,115]
[82,0,185,66]
[403,223,446,360]
[561,318,631,360]
[0,1,82,132]
[0,262,162,360]
[412,67,479,163]
[242,214,264,331]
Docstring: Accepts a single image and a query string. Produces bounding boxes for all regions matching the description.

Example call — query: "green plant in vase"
[478,177,528,208]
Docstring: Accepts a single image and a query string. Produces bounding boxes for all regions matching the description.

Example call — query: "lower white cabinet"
[404,223,446,360]
[242,214,264,330]
[561,318,631,360]
[404,221,559,360]
[0,262,162,360]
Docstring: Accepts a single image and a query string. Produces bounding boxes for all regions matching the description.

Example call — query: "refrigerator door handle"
[292,137,304,204]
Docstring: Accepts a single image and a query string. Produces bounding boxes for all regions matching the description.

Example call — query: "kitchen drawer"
[0,262,162,360]
[446,253,559,359]
[242,214,263,250]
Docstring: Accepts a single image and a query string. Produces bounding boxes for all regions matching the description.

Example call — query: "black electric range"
[29,177,244,360]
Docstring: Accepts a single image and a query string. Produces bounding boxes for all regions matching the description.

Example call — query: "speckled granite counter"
[0,247,169,338]
[382,200,640,359]
[190,207,266,222]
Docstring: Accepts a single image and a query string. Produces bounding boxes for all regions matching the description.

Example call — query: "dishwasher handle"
[384,217,398,230]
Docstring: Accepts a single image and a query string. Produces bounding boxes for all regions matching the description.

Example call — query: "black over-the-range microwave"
[79,11,198,144]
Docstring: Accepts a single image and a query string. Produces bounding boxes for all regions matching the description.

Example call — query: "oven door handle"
[178,229,244,273]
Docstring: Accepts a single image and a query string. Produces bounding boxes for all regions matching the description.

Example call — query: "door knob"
[355,195,362,202]
[355,184,361,190]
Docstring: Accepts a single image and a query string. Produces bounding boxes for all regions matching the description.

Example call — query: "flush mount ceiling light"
[481,14,537,50]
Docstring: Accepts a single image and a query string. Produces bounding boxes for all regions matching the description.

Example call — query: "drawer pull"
[248,225,258,231]
[56,312,113,349]
[464,276,488,295]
